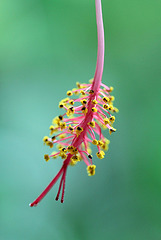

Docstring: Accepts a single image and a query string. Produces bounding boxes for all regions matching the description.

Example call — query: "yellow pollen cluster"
[60,122,66,130]
[76,126,83,136]
[109,116,115,123]
[103,97,110,103]
[59,104,64,108]
[89,90,94,94]
[51,151,58,159]
[92,107,97,112]
[67,146,78,155]
[43,136,49,143]
[80,90,86,95]
[59,133,66,139]
[80,99,87,105]
[103,104,108,109]
[92,139,98,145]
[104,118,110,124]
[70,155,80,166]
[92,99,98,105]
[87,165,96,176]
[96,151,105,159]
[88,121,95,128]
[81,106,88,114]
[108,105,113,111]
[67,90,73,96]
[59,152,67,159]
[109,86,114,92]
[109,127,116,135]
[44,154,50,162]
[98,140,104,147]
[69,100,74,105]
[109,96,115,101]
[68,125,74,132]
[67,107,75,116]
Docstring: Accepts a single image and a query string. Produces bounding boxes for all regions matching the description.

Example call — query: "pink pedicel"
[29,0,118,207]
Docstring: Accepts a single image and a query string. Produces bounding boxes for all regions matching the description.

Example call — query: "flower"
[29,0,118,207]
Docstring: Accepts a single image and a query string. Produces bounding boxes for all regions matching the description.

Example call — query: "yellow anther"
[89,90,94,94]
[68,125,74,132]
[102,124,108,129]
[80,90,86,95]
[87,165,96,176]
[102,138,110,151]
[80,99,87,105]
[109,96,115,101]
[109,116,115,123]
[109,127,116,135]
[92,139,98,145]
[51,136,56,141]
[109,86,114,92]
[67,145,75,153]
[69,100,74,105]
[59,152,67,159]
[52,116,60,125]
[92,99,98,105]
[43,136,49,143]
[76,82,81,88]
[51,151,58,159]
[92,107,97,112]
[59,122,66,130]
[69,159,77,166]
[112,107,119,113]
[98,140,104,147]
[61,97,69,103]
[102,97,110,103]
[81,106,88,114]
[58,133,66,139]
[102,143,109,151]
[60,147,67,153]
[58,115,63,121]
[103,104,109,109]
[108,105,113,111]
[67,90,73,96]
[105,138,110,145]
[72,88,79,95]
[44,154,50,162]
[59,103,64,108]
[104,118,110,125]
[46,141,53,148]
[71,155,80,162]
[76,126,83,136]
[73,148,78,154]
[57,144,63,150]
[49,125,56,135]
[96,151,105,159]
[88,121,95,128]
[67,107,75,116]
[87,147,92,154]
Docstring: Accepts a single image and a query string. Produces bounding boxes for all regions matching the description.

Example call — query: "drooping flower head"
[29,0,118,207]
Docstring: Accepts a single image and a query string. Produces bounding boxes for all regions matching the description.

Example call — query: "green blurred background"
[0,0,161,239]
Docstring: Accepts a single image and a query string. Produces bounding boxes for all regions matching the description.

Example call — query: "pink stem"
[29,166,64,207]
[92,0,105,93]
[61,167,67,203]
[55,171,65,201]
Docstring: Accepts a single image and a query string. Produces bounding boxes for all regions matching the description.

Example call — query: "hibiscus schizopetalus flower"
[29,0,118,207]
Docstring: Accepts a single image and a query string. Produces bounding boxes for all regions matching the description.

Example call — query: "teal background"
[0,0,161,239]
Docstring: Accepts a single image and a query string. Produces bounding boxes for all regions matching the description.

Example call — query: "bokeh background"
[0,0,161,239]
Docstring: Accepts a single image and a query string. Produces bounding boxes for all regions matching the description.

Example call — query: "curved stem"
[29,165,64,207]
[92,0,105,93]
